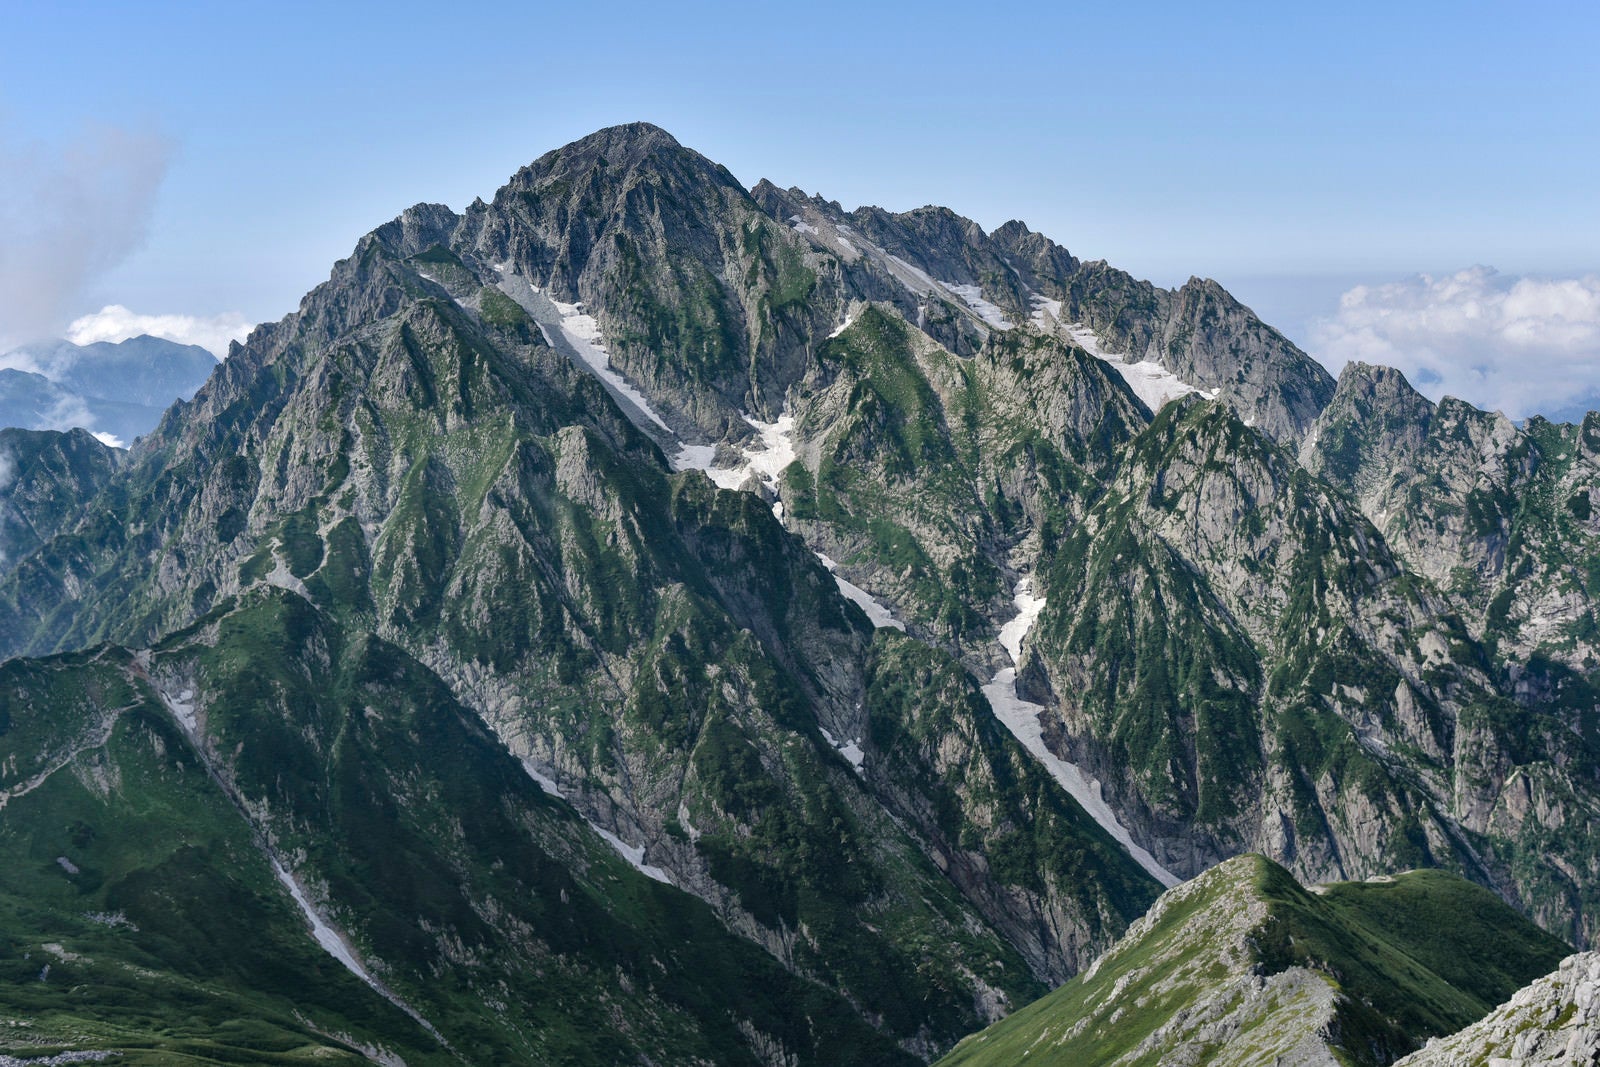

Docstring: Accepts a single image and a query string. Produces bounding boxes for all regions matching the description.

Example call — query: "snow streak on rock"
[981,580,1181,887]
[942,282,1013,330]
[268,859,378,984]
[155,682,449,1050]
[817,553,905,631]
[590,824,674,885]
[820,726,867,774]
[493,265,672,436]
[516,761,672,884]
[1064,323,1217,413]
[519,758,564,798]
[546,297,673,434]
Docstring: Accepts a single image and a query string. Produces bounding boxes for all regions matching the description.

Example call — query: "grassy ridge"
[938,855,1569,1067]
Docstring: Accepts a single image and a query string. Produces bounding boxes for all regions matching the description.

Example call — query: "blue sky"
[3,1,1598,414]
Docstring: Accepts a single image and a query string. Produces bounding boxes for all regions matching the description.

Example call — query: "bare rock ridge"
[1396,951,1600,1066]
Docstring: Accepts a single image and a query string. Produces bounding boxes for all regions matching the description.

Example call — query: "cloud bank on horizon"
[66,305,250,358]
[1309,267,1600,422]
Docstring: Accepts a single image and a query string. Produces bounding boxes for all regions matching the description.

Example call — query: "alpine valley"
[0,123,1596,1065]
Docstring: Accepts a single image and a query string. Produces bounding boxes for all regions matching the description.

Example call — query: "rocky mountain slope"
[1395,951,1600,1066]
[0,427,123,577]
[937,854,1569,1067]
[1,122,1598,1061]
[0,593,917,1065]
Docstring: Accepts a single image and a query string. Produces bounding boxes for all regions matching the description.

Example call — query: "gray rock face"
[1396,952,1600,1066]
[0,125,1181,1058]
[1028,397,1494,886]
[458,123,840,437]
[1304,361,1600,669]
[751,183,1334,444]
[0,427,122,576]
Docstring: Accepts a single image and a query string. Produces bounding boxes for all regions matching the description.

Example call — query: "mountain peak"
[1335,359,1428,402]
[525,121,685,173]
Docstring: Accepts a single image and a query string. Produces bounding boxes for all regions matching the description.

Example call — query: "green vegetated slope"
[0,591,920,1065]
[939,854,1569,1067]
[782,304,1147,644]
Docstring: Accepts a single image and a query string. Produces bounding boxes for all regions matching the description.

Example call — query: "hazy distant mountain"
[0,334,216,444]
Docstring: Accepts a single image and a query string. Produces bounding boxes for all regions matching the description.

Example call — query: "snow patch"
[869,254,1013,330]
[819,726,867,774]
[267,858,450,1046]
[669,443,718,474]
[817,553,905,631]
[160,687,197,737]
[1065,324,1217,412]
[519,759,565,799]
[676,802,701,843]
[492,267,673,437]
[942,282,1013,330]
[675,407,907,633]
[154,683,446,1050]
[270,860,375,982]
[885,254,939,295]
[742,414,796,498]
[827,313,857,339]
[833,575,905,631]
[788,214,819,235]
[516,761,670,883]
[997,585,1045,663]
[590,824,673,884]
[981,579,1180,887]
[1029,294,1063,328]
[546,296,673,433]
[674,412,797,513]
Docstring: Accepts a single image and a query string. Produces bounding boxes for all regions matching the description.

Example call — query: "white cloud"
[66,305,247,358]
[90,431,126,449]
[1308,266,1600,420]
[0,123,171,350]
[39,392,95,434]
